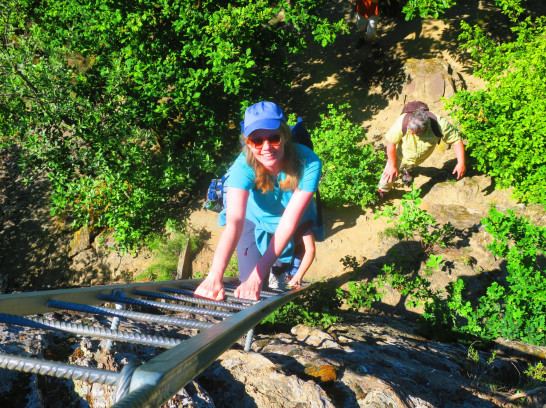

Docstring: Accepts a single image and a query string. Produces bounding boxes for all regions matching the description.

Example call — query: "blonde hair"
[243,122,302,193]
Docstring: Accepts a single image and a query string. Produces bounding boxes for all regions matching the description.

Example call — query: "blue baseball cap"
[242,101,286,137]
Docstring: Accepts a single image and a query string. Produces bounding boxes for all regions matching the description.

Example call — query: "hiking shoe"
[355,37,366,49]
[371,43,384,57]
[370,189,384,206]
[401,171,413,186]
[268,271,287,291]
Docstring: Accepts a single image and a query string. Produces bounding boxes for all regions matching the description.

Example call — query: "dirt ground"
[187,0,523,286]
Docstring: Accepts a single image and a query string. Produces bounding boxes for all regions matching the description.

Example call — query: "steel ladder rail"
[111,282,310,407]
[0,278,311,406]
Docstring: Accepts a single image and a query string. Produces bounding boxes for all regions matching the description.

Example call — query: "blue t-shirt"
[220,144,322,262]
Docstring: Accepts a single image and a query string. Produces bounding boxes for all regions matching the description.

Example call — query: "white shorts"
[356,14,379,40]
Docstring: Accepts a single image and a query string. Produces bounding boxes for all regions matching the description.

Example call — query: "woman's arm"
[288,233,315,288]
[233,188,314,300]
[194,187,249,300]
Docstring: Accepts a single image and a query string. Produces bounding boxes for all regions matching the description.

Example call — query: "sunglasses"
[246,134,282,148]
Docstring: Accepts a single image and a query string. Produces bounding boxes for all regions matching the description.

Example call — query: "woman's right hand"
[194,275,225,301]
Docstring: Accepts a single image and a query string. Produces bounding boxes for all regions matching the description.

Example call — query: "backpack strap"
[290,117,314,150]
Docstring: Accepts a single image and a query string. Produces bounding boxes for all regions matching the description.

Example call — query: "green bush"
[445,8,546,205]
[311,104,385,209]
[401,0,456,20]
[261,280,343,329]
[349,190,546,345]
[0,0,346,250]
[375,185,454,257]
[401,0,524,21]
[447,208,546,345]
[339,262,449,323]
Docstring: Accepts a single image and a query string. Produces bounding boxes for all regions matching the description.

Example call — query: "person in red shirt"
[352,0,380,49]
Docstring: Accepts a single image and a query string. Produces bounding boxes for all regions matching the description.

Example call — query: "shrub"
[447,208,546,345]
[261,280,343,329]
[339,262,448,322]
[311,104,385,209]
[445,9,546,205]
[0,0,346,250]
[401,0,524,21]
[344,200,546,346]
[401,0,456,20]
[375,185,454,257]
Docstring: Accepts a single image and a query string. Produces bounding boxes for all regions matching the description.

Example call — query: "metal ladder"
[0,278,309,407]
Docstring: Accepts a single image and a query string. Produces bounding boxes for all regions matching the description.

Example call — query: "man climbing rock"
[377,101,466,198]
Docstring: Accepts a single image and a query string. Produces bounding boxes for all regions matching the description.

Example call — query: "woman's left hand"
[234,275,262,300]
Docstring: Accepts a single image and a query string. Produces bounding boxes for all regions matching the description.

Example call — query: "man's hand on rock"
[381,162,398,184]
[453,162,466,180]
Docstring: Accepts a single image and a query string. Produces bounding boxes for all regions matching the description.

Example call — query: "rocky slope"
[2,307,544,407]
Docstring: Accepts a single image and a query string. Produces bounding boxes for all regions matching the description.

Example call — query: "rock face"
[200,319,531,408]
[2,311,542,408]
[400,58,460,105]
[201,350,335,407]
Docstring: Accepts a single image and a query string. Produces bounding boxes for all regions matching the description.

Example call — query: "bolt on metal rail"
[0,278,310,407]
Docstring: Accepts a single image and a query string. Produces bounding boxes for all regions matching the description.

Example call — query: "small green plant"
[467,344,480,363]
[424,254,444,276]
[525,361,546,382]
[338,262,447,315]
[311,104,385,209]
[261,280,343,329]
[463,343,499,388]
[136,228,201,282]
[386,266,443,310]
[345,280,385,311]
[401,0,456,20]
[375,185,454,257]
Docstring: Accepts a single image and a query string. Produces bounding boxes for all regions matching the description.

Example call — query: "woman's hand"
[233,274,262,301]
[288,274,302,288]
[194,275,225,301]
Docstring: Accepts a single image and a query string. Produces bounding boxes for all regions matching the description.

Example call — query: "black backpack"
[401,101,443,143]
[204,118,324,241]
[290,118,324,241]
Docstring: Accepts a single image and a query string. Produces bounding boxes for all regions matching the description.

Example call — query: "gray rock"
[201,349,335,408]
[69,226,91,258]
[401,58,457,104]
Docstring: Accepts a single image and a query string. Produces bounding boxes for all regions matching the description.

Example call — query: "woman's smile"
[247,128,285,174]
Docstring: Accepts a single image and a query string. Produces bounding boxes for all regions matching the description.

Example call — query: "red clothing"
[356,0,379,18]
